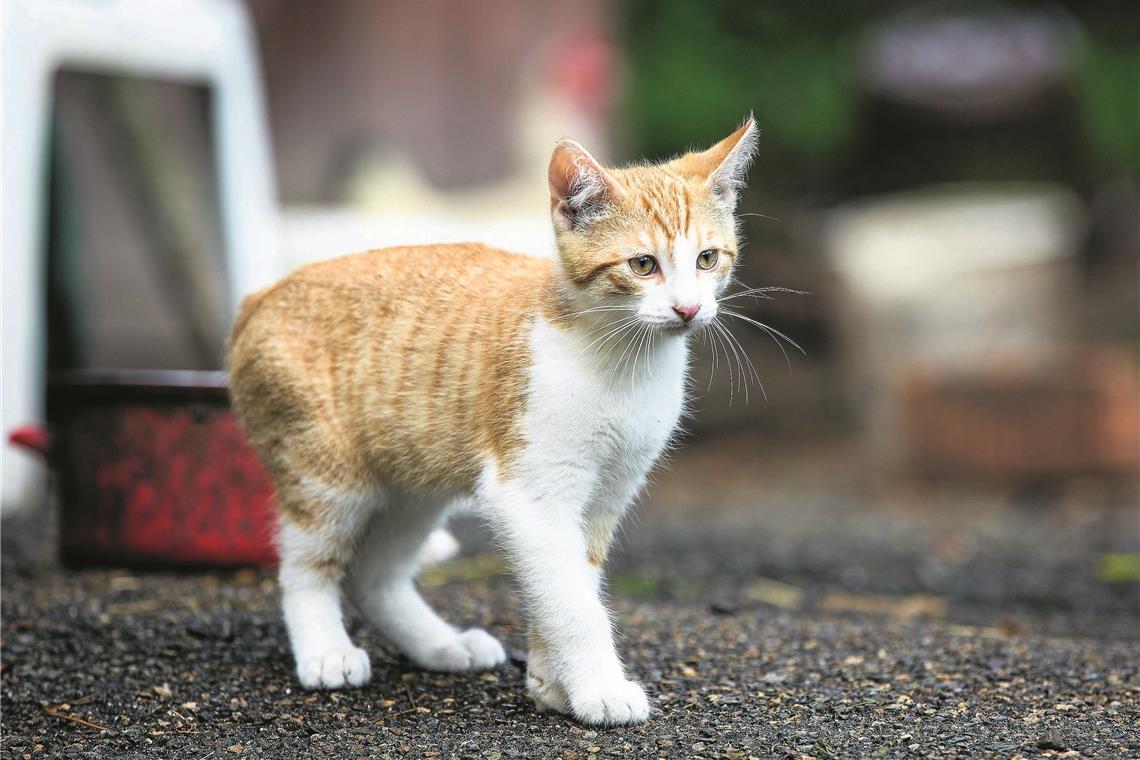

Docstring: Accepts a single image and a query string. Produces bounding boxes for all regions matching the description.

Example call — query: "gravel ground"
[3,438,1138,758]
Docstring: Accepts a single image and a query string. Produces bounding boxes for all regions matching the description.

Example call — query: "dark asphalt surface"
[4,438,1139,758]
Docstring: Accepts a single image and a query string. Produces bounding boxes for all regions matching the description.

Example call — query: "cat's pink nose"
[673,303,701,323]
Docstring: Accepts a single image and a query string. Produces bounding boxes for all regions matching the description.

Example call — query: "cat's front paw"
[296,644,371,690]
[567,679,651,726]
[415,628,507,672]
[526,648,571,714]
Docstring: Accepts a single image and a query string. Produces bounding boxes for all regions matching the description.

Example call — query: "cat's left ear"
[675,116,759,210]
[549,139,625,231]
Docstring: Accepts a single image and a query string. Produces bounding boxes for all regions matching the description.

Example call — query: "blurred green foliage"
[620,1,860,178]
[1077,38,1140,176]
[619,0,1140,185]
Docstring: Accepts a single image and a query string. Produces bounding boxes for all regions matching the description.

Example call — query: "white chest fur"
[514,318,687,498]
[467,316,691,727]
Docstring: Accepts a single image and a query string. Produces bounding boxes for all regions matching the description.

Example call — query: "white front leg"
[585,471,648,568]
[481,475,650,726]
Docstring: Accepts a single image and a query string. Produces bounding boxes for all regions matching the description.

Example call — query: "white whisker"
[719,308,806,369]
[717,286,810,303]
[713,320,750,404]
[598,320,641,369]
[576,316,641,359]
[608,323,644,385]
[716,320,766,402]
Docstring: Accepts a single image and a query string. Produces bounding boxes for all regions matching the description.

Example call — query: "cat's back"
[231,243,556,350]
[300,242,552,283]
[279,242,554,309]
[228,242,561,490]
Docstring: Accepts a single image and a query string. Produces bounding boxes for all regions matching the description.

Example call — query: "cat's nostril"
[672,304,701,323]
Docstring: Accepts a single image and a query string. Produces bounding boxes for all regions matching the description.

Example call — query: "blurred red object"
[903,347,1140,481]
[8,425,50,457]
[19,371,278,567]
[549,30,617,123]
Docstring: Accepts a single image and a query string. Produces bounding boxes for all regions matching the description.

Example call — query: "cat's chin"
[654,322,702,337]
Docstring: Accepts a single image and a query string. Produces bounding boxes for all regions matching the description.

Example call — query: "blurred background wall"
[12,0,1140,506]
[253,0,1138,485]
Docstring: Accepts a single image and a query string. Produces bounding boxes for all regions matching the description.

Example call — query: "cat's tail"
[415,529,461,572]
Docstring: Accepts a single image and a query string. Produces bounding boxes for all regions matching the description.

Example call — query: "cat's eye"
[628,255,658,276]
[697,249,720,270]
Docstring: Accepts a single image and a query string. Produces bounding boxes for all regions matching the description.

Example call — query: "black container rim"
[48,370,230,404]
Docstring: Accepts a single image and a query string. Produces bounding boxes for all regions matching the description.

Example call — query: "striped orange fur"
[230,245,566,516]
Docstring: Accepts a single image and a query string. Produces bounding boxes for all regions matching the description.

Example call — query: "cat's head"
[549,117,757,333]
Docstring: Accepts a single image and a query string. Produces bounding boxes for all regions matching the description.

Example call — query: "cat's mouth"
[654,320,703,335]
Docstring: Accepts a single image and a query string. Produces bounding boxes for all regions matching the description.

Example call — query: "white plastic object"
[2,0,281,512]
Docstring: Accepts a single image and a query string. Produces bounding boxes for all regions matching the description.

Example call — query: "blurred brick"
[903,347,1139,481]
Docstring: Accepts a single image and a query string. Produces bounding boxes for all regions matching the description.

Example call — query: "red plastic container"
[37,370,277,567]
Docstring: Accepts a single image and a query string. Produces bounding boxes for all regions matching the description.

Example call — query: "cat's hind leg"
[415,528,461,572]
[346,492,506,672]
[277,480,380,690]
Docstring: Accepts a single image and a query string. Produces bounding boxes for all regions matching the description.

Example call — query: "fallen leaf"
[1098,554,1140,583]
[743,578,803,610]
[820,591,946,621]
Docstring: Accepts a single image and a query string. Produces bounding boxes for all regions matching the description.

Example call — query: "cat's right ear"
[548,140,625,231]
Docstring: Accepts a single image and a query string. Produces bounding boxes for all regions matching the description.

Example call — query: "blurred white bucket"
[1,0,280,514]
[824,183,1084,467]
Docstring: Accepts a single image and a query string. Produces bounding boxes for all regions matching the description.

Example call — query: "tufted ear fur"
[671,117,758,210]
[548,139,626,231]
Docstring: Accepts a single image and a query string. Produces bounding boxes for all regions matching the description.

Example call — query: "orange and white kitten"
[228,118,758,726]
